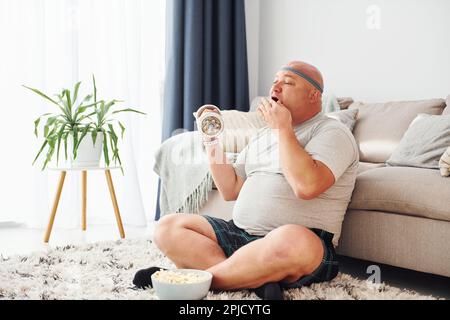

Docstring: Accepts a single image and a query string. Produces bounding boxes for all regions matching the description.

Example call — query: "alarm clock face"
[201,113,223,136]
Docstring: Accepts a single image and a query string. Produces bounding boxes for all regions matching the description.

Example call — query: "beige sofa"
[199,97,450,278]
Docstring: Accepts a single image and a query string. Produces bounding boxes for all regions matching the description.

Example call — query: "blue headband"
[280,67,323,93]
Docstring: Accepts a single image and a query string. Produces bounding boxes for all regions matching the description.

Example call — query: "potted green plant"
[25,76,145,171]
[88,76,146,170]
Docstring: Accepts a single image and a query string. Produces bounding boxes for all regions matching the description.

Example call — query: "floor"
[1,222,449,300]
[337,255,450,300]
[0,222,155,257]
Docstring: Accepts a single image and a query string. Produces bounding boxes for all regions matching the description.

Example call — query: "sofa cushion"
[337,97,354,110]
[444,95,450,115]
[326,109,358,132]
[349,166,450,222]
[386,114,450,169]
[219,111,266,153]
[439,146,450,177]
[349,99,446,163]
[194,109,266,153]
[221,110,266,130]
[357,162,385,175]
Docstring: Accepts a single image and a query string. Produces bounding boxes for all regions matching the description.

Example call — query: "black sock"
[253,282,284,300]
[132,266,167,289]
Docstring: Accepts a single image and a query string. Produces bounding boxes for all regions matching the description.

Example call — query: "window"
[0,0,166,227]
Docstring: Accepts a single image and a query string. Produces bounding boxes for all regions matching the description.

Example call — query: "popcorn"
[153,270,209,284]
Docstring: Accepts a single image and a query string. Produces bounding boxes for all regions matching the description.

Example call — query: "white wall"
[248,0,450,102]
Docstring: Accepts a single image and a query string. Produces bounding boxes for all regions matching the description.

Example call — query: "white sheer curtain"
[0,0,165,228]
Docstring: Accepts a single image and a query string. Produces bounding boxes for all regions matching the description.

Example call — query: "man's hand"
[196,105,244,201]
[257,97,293,131]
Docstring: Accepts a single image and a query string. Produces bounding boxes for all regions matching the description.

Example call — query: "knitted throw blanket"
[154,131,213,217]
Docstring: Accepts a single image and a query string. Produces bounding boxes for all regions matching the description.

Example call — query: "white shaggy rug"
[0,238,437,300]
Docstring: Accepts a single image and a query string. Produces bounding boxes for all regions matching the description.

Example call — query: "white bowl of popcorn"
[151,269,213,300]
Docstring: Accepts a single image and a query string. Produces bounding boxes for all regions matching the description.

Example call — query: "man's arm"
[278,128,335,200]
[196,105,244,201]
[205,143,245,201]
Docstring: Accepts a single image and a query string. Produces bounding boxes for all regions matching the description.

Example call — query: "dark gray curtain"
[155,0,250,220]
[162,0,250,140]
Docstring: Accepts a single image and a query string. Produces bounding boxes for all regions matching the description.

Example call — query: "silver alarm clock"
[196,104,224,138]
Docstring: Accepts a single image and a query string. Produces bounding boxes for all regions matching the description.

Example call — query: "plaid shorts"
[203,215,339,288]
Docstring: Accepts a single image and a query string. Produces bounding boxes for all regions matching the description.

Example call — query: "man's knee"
[262,225,306,262]
[153,214,215,251]
[153,213,181,250]
[262,225,324,275]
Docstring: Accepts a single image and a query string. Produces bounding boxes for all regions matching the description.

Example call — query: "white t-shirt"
[232,113,359,246]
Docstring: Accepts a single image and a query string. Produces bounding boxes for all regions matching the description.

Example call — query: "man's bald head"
[284,61,324,93]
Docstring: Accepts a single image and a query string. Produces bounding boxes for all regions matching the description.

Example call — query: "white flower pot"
[65,132,104,168]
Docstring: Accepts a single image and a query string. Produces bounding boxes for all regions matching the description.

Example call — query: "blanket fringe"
[177,172,214,214]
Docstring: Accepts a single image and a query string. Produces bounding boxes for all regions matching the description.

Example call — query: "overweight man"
[133,61,359,300]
